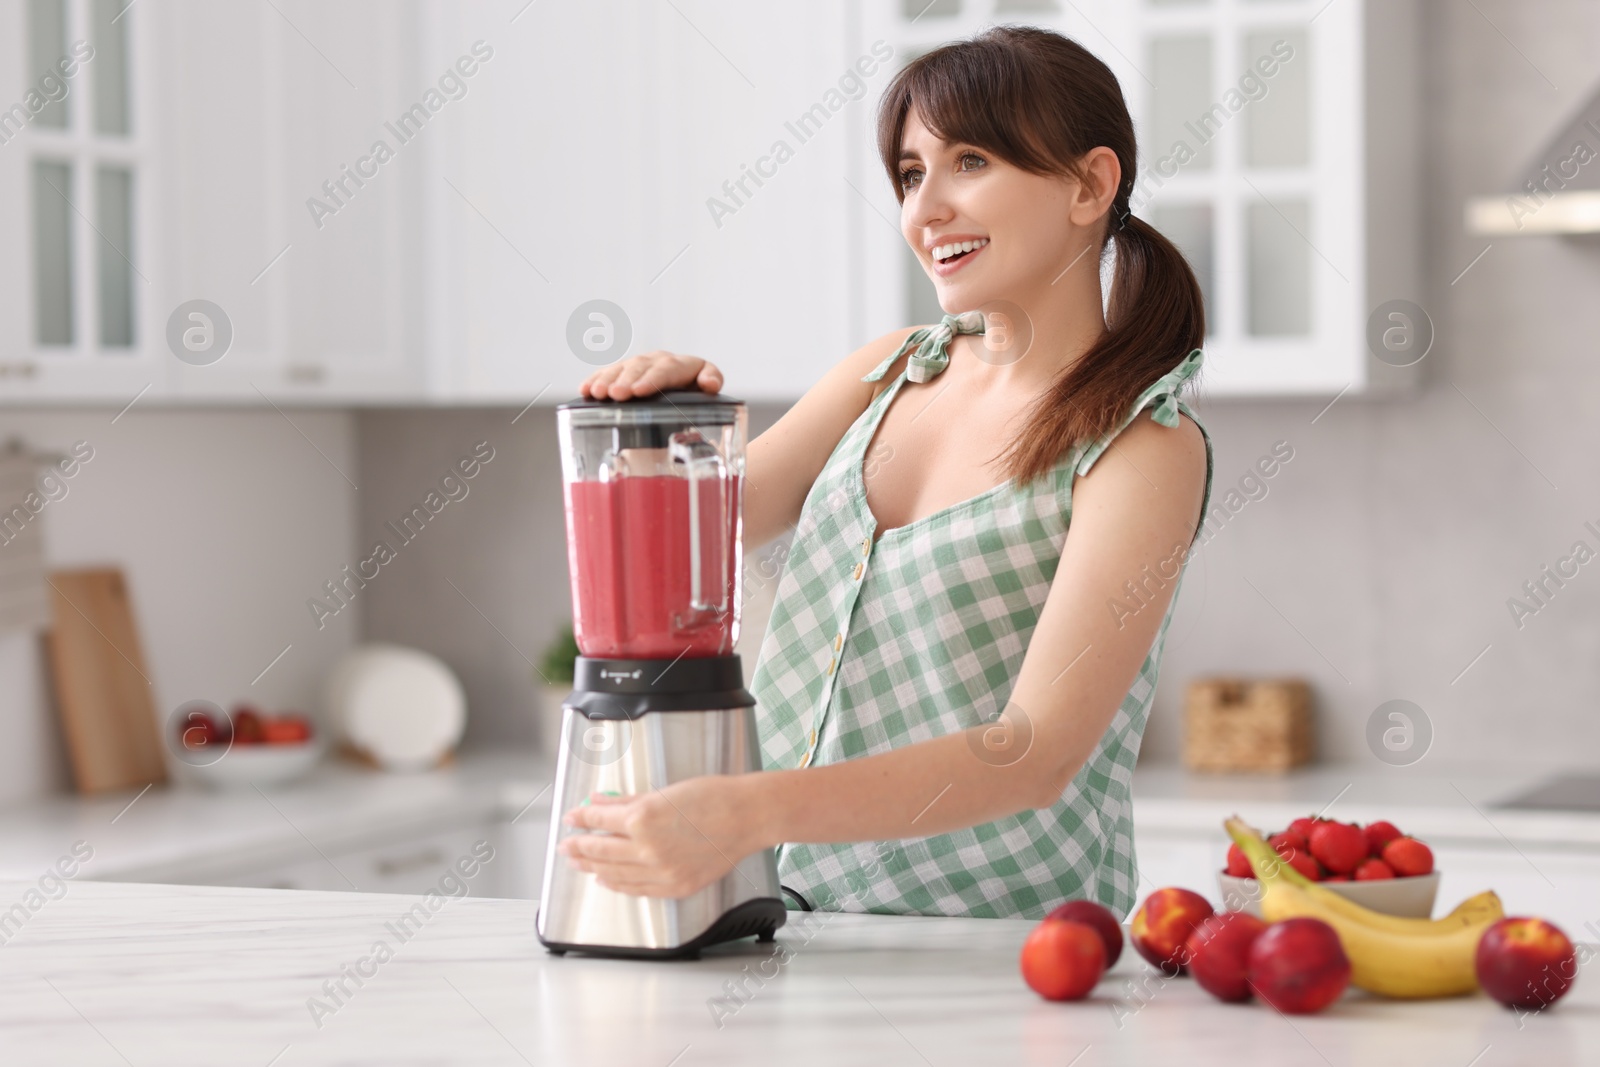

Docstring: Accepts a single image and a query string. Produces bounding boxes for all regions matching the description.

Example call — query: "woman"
[560,25,1214,921]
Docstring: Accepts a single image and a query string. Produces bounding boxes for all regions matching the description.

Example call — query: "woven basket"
[1184,677,1313,773]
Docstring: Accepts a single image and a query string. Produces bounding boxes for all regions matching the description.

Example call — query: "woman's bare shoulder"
[1071,406,1209,544]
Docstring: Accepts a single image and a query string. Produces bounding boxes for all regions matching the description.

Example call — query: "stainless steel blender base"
[536,699,786,960]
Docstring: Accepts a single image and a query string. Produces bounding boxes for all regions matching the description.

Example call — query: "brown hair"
[876,25,1205,485]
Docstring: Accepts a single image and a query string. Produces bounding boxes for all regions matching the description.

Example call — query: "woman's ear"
[1068,146,1122,227]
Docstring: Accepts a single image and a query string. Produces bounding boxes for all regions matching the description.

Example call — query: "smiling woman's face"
[897,107,1113,314]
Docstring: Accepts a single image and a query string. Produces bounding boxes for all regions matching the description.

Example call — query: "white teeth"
[932,238,988,262]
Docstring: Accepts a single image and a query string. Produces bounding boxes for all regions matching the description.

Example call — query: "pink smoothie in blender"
[565,474,741,659]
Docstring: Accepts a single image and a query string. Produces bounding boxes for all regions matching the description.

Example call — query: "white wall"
[0,408,357,801]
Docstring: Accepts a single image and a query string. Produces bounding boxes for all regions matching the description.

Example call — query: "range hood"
[1465,82,1600,236]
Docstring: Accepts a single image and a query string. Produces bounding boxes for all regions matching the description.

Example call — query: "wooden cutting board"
[45,568,168,795]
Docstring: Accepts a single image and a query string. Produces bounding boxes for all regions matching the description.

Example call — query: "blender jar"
[556,390,747,660]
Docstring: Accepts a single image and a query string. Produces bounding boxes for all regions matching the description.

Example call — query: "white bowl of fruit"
[174,703,325,789]
[1217,815,1439,918]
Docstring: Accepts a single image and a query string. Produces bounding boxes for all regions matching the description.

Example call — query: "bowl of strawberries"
[1217,815,1439,918]
[174,702,325,789]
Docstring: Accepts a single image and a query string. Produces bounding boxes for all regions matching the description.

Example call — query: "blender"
[537,389,786,960]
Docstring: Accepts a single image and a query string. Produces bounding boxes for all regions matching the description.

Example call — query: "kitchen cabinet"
[422,0,869,404]
[0,3,869,405]
[0,0,427,405]
[1,0,1423,405]
[861,0,1426,399]
[417,0,657,403]
[150,0,428,403]
[637,1,867,402]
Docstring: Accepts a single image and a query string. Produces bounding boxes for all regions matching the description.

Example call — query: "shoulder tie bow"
[861,310,988,384]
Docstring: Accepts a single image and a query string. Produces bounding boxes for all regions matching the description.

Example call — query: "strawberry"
[231,707,265,744]
[1354,857,1395,880]
[1382,837,1433,877]
[1285,850,1322,881]
[1288,816,1319,840]
[263,715,312,744]
[1308,821,1367,875]
[1363,819,1403,856]
[1225,842,1253,878]
[1269,830,1308,854]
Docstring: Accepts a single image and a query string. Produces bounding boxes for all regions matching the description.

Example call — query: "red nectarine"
[1045,899,1124,968]
[1021,919,1106,1001]
[1475,917,1578,1010]
[1247,918,1351,1014]
[1131,888,1214,975]
[1186,911,1269,1002]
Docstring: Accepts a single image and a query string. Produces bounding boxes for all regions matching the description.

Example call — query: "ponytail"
[997,210,1205,484]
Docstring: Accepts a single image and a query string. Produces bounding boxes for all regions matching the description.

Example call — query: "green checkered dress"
[748,312,1214,920]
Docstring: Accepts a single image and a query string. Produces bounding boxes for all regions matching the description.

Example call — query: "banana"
[1254,878,1485,998]
[1224,817,1497,999]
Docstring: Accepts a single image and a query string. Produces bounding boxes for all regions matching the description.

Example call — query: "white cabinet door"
[417,0,656,404]
[146,0,294,401]
[424,1,873,406]
[156,0,426,402]
[644,1,868,403]
[269,0,427,402]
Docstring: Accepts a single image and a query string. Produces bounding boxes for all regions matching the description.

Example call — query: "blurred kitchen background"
[1,0,1598,916]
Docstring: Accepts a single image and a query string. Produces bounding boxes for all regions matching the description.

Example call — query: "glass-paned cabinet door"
[1,0,161,399]
[1137,1,1364,394]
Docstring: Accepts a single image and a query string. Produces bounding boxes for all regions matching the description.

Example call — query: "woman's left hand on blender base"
[557,774,769,899]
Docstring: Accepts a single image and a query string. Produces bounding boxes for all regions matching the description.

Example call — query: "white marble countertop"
[0,880,1593,1066]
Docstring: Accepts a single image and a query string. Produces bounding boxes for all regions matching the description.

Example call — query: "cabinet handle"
[373,847,447,877]
[286,363,326,384]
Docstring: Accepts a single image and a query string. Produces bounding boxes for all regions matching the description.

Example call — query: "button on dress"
[749,313,1216,920]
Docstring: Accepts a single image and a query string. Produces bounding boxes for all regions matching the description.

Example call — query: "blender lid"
[557,389,744,426]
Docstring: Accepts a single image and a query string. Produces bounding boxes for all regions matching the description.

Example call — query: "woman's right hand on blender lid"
[580,351,723,400]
